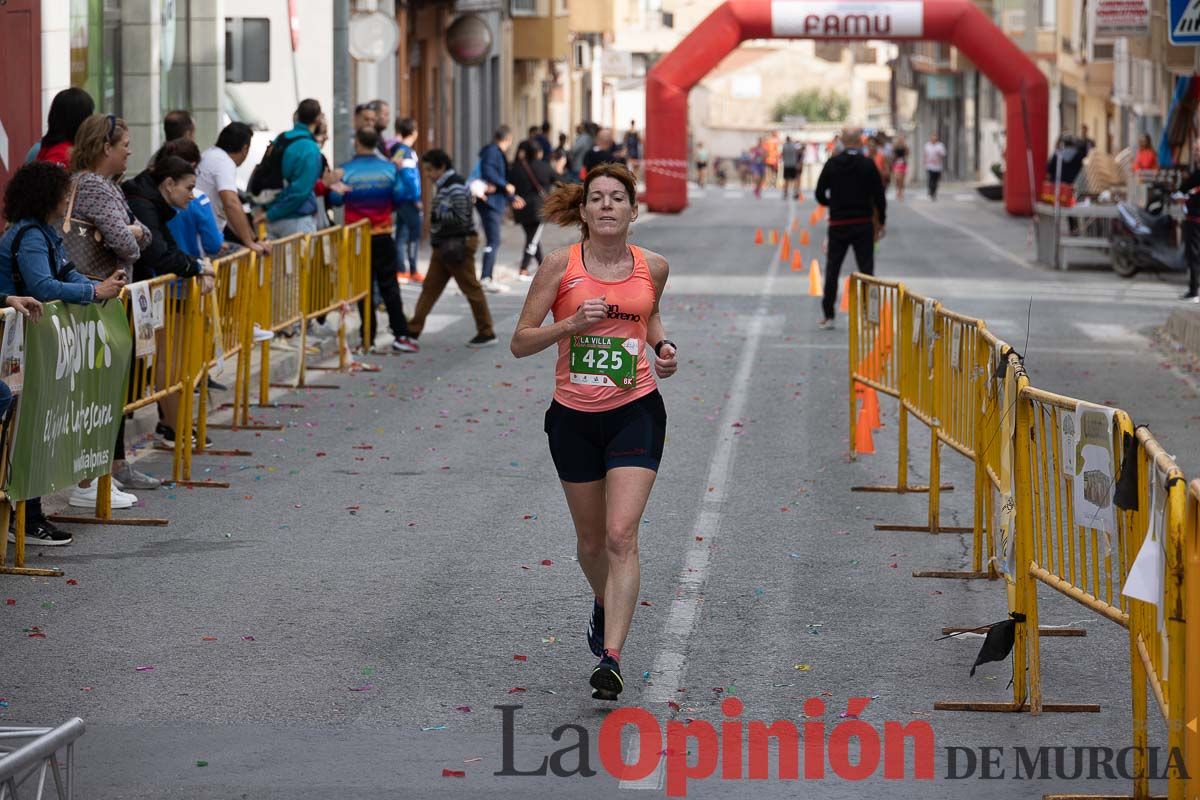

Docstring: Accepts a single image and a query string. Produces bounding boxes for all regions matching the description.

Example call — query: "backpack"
[247,132,303,206]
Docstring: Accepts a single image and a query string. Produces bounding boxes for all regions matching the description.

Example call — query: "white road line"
[903,201,1037,271]
[1072,321,1148,346]
[620,203,792,791]
[418,313,461,335]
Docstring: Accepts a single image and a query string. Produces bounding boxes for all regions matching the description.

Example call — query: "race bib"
[570,335,638,390]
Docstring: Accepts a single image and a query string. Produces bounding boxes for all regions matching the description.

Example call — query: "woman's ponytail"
[541,182,585,231]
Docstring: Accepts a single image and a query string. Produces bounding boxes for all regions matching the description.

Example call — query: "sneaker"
[397,273,411,285]
[253,325,275,343]
[480,277,504,294]
[466,334,498,348]
[818,317,835,330]
[409,272,424,284]
[8,520,72,547]
[69,480,137,509]
[156,422,212,449]
[1181,293,1200,303]
[590,653,624,700]
[587,600,605,657]
[112,461,162,491]
[517,271,534,282]
[391,336,420,354]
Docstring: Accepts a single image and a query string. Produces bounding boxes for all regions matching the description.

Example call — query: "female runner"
[510,163,677,700]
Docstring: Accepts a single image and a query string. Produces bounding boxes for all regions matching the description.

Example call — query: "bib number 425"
[569,335,638,389]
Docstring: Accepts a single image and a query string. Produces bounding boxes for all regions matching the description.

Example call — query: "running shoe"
[590,654,624,700]
[410,272,424,284]
[391,336,420,354]
[818,317,835,330]
[69,481,137,509]
[467,334,498,348]
[517,270,534,282]
[112,461,161,491]
[587,600,605,657]
[397,273,411,285]
[1181,293,1200,303]
[9,520,72,547]
[253,324,276,343]
[156,422,213,449]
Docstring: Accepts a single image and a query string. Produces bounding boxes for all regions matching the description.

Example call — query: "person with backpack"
[510,140,559,280]
[0,161,128,546]
[476,126,521,293]
[252,99,325,238]
[389,117,423,283]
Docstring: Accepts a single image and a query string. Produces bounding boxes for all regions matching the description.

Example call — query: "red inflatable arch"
[644,0,1048,215]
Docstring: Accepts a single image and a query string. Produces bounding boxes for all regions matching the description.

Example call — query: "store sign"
[771,1,923,38]
[1169,0,1200,43]
[1093,0,1149,39]
[446,15,493,66]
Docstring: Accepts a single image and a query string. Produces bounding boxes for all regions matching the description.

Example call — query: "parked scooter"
[1110,182,1187,278]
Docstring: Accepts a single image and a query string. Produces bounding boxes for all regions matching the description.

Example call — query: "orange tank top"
[551,243,658,413]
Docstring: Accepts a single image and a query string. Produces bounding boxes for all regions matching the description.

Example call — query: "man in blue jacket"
[390,117,423,283]
[266,99,325,238]
[476,125,520,293]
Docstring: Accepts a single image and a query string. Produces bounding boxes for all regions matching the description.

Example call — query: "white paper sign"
[1122,477,1164,605]
[1060,410,1076,475]
[950,325,962,370]
[322,237,333,265]
[0,312,26,393]
[1072,402,1116,534]
[867,286,880,324]
[771,1,924,37]
[129,281,157,359]
[228,262,238,298]
[151,285,165,330]
[285,247,295,275]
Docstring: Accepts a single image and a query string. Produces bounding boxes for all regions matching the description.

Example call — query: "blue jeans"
[395,204,422,274]
[477,204,502,281]
[266,215,317,239]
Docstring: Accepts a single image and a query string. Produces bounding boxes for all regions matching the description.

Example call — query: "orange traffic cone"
[816,205,826,221]
[799,229,810,246]
[791,251,803,271]
[809,210,819,226]
[807,259,823,297]
[781,237,791,260]
[754,227,764,245]
[769,229,779,245]
[838,277,850,313]
[855,406,876,455]
[791,219,799,233]
[862,386,882,430]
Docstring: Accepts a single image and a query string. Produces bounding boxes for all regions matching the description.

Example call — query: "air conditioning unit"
[574,39,591,69]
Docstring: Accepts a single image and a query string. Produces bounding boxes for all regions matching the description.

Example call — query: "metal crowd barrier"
[0,718,84,800]
[847,271,1199,798]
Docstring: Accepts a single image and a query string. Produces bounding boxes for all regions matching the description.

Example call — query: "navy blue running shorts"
[544,391,667,483]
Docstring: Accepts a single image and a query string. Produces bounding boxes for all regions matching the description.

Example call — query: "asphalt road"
[2,184,1194,799]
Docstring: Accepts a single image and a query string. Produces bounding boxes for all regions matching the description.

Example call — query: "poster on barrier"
[6,301,132,501]
[924,299,936,372]
[1122,467,1168,680]
[950,325,962,370]
[867,287,880,324]
[993,359,1017,579]
[129,281,156,359]
[151,284,165,329]
[1071,401,1116,534]
[322,236,333,266]
[285,245,295,275]
[228,262,238,298]
[1060,409,1076,475]
[0,311,25,393]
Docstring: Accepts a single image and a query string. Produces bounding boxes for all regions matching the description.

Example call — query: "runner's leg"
[561,479,608,598]
[600,466,657,654]
[407,247,451,337]
[824,229,851,320]
[446,237,495,337]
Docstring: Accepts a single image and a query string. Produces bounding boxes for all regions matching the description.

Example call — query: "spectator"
[310,114,341,230]
[389,117,423,283]
[583,129,622,173]
[510,140,559,280]
[554,132,569,164]
[197,122,269,254]
[155,139,225,259]
[28,87,95,167]
[521,126,542,160]
[0,162,128,543]
[123,155,218,448]
[923,132,947,200]
[66,114,155,502]
[265,99,325,237]
[353,103,378,132]
[163,110,195,143]
[407,149,496,348]
[325,127,419,355]
[1134,134,1158,172]
[368,99,393,155]
[476,125,521,293]
[536,122,554,165]
[568,123,596,176]
[623,121,642,177]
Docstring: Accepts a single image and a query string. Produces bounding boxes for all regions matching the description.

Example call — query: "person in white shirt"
[923,132,947,200]
[196,122,268,255]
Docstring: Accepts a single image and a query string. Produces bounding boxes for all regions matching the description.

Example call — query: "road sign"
[1168,0,1200,44]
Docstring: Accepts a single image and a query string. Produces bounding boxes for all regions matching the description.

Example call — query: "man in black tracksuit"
[815,128,886,328]
[1178,167,1200,301]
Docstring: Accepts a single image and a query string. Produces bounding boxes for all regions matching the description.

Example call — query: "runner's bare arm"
[642,250,677,378]
[510,248,607,358]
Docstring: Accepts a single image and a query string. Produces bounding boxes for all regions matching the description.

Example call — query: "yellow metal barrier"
[1185,480,1200,798]
[253,234,306,406]
[51,277,200,528]
[292,226,350,385]
[344,220,373,349]
[205,249,258,431]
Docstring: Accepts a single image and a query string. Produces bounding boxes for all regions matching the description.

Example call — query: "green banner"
[7,301,132,502]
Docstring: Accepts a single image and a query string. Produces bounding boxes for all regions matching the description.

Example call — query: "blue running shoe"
[587,600,605,657]
[590,654,623,701]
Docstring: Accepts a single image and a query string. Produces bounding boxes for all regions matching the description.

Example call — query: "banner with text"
[6,301,132,502]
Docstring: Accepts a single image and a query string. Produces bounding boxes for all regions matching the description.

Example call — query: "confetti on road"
[135,665,154,672]
[441,769,465,778]
[422,725,447,731]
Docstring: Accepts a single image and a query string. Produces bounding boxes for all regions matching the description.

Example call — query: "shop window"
[226,18,271,83]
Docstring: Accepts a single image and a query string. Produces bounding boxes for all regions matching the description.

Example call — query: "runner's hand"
[571,296,608,334]
[875,225,886,242]
[654,342,678,379]
[6,296,42,323]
